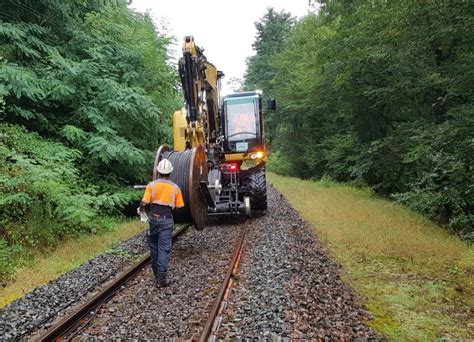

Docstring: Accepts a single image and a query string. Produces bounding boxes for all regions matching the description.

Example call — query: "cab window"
[224,97,260,152]
[226,98,258,141]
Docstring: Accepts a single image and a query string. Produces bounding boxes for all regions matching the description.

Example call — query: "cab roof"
[223,91,262,100]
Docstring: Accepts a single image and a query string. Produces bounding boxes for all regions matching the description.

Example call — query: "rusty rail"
[199,223,249,342]
[38,224,190,341]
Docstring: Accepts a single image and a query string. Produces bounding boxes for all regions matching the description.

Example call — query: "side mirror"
[267,98,277,110]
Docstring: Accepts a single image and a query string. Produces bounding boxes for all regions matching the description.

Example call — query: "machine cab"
[222,92,264,154]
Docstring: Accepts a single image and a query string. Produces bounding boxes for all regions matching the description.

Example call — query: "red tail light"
[223,162,240,172]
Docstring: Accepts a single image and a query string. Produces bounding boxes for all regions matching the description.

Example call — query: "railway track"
[3,187,377,340]
[38,224,191,341]
[37,221,250,342]
[199,221,249,342]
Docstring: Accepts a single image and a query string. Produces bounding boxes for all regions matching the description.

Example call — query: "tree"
[1,0,179,185]
[244,8,295,145]
[0,0,180,280]
[255,0,474,238]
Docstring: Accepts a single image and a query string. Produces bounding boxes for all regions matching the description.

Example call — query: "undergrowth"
[0,220,145,308]
[269,172,474,340]
[0,124,141,284]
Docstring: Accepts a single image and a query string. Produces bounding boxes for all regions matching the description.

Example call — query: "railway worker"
[232,112,256,138]
[138,158,184,287]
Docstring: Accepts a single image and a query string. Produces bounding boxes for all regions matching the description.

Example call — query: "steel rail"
[199,223,249,342]
[38,224,190,342]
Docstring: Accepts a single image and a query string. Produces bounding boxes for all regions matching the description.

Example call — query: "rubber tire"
[247,167,267,211]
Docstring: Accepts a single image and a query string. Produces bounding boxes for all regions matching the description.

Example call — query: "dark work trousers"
[147,216,173,283]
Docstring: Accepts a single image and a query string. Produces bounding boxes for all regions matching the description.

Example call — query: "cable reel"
[153,144,208,230]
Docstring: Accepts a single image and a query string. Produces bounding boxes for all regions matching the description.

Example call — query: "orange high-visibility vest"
[142,179,184,209]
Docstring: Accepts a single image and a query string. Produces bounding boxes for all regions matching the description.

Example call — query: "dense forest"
[246,2,473,241]
[0,0,179,280]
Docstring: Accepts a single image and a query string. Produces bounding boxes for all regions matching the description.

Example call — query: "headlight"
[250,151,264,159]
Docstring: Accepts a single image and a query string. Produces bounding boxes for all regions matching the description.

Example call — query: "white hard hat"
[157,158,173,175]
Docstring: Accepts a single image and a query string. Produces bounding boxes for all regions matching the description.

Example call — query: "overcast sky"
[129,0,313,92]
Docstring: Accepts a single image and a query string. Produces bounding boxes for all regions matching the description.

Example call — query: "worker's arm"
[174,188,184,209]
[139,184,151,212]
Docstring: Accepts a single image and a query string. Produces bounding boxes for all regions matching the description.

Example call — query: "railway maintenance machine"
[153,36,276,230]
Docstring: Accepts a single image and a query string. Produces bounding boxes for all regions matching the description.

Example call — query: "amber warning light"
[250,151,265,159]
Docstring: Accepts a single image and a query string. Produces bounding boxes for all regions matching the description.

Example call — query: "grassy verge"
[269,172,474,340]
[0,220,146,308]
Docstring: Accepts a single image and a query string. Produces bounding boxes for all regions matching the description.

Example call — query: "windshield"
[224,96,260,153]
[225,98,259,150]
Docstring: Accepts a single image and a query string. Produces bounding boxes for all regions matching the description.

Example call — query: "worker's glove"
[137,207,149,223]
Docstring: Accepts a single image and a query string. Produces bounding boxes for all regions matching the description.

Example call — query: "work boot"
[156,279,170,288]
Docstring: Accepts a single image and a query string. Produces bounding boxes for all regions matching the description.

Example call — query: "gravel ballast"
[1,185,379,340]
[0,231,149,340]
[76,220,242,340]
[217,186,377,339]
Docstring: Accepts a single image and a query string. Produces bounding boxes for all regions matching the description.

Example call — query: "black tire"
[247,167,267,211]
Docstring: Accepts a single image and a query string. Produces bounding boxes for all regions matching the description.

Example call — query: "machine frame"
[155,36,273,229]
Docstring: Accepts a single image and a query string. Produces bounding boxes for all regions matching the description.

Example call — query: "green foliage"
[244,8,295,145]
[0,123,141,283]
[105,246,132,259]
[266,150,292,176]
[0,238,23,283]
[249,1,474,238]
[1,1,178,184]
[0,1,179,281]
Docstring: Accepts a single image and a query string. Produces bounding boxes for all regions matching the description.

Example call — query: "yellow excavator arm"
[174,36,223,151]
[155,36,271,230]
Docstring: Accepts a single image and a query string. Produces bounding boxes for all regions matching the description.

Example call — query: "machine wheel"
[247,167,267,211]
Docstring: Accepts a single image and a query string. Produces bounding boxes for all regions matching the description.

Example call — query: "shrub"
[0,124,138,283]
[266,150,293,176]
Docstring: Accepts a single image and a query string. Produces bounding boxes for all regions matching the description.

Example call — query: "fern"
[61,125,87,144]
[0,64,46,100]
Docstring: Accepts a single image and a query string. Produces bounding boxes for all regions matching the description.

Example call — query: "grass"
[0,220,146,308]
[269,172,474,340]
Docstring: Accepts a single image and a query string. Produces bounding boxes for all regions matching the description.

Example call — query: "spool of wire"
[153,144,208,230]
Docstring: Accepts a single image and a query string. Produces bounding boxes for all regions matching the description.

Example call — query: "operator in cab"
[138,159,184,288]
[233,112,255,137]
